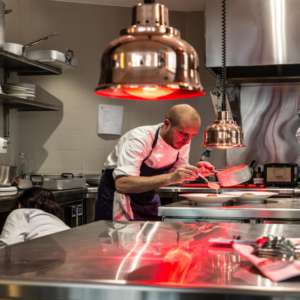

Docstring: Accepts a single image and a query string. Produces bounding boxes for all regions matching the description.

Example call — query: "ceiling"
[51,0,205,11]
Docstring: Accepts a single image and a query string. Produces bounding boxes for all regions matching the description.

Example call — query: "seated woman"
[0,187,70,247]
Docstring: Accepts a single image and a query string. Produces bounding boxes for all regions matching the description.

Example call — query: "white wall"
[1,0,225,175]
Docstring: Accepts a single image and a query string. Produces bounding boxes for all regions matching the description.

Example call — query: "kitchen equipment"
[29,173,86,190]
[0,1,11,48]
[84,174,100,186]
[215,164,252,187]
[95,0,204,100]
[0,137,7,154]
[203,0,244,149]
[25,49,77,69]
[206,0,300,83]
[197,173,220,190]
[43,177,86,190]
[0,186,17,196]
[0,165,16,186]
[17,178,32,190]
[263,163,299,187]
[3,42,23,56]
[22,33,58,54]
[4,33,58,57]
[3,82,36,99]
[180,193,238,204]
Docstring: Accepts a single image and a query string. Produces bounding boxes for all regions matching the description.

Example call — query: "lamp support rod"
[221,0,227,111]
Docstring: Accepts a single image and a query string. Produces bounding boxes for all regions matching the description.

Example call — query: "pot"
[0,165,16,186]
[216,164,252,187]
[3,33,58,57]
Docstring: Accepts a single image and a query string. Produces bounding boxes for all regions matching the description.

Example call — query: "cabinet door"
[63,200,86,227]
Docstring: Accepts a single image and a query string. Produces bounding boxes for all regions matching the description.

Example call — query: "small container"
[253,166,264,185]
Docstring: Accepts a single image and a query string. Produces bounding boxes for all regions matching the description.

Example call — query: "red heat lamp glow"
[155,248,193,283]
[95,85,205,101]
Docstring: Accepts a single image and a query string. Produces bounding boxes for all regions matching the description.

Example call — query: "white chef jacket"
[104,123,190,221]
[0,208,70,247]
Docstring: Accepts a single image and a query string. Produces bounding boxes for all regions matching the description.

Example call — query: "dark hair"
[17,187,62,217]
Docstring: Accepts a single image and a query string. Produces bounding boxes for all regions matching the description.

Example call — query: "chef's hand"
[168,165,199,185]
[196,161,215,177]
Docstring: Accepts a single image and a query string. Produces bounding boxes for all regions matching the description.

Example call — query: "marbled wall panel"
[227,85,300,166]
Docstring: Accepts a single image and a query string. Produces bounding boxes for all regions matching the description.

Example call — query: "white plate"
[0,191,18,196]
[181,193,238,203]
[0,186,17,192]
[223,191,278,201]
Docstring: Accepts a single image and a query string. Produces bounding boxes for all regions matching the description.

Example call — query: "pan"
[186,163,252,188]
[215,164,252,187]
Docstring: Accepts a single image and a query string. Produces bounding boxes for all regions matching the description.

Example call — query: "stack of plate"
[3,82,36,100]
[0,186,18,197]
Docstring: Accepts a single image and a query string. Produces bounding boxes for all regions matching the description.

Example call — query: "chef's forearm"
[115,174,173,194]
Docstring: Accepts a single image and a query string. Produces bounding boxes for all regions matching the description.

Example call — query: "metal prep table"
[159,198,300,223]
[2,221,300,300]
[159,186,300,202]
[158,186,300,223]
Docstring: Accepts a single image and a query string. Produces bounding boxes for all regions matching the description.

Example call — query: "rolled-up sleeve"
[113,136,151,179]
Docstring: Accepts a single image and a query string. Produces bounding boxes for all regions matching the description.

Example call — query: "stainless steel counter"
[159,186,300,197]
[2,221,300,300]
[159,198,300,222]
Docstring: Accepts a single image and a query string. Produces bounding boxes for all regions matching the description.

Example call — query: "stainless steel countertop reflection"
[159,186,300,196]
[2,221,300,299]
[159,198,300,220]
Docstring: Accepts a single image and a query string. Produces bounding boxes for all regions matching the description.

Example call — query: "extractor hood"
[205,0,300,83]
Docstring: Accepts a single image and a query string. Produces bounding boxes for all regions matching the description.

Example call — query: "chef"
[95,104,214,221]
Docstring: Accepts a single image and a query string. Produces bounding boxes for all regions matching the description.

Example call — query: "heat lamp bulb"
[124,86,175,99]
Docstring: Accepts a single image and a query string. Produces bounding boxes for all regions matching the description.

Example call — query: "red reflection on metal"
[118,223,241,286]
[155,248,193,283]
[95,86,205,100]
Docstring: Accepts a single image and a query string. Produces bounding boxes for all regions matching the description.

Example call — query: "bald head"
[165,104,201,128]
[161,104,201,149]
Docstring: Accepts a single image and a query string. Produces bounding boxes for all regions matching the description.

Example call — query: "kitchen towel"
[233,243,300,282]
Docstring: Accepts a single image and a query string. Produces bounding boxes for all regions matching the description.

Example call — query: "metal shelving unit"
[0,50,63,137]
[0,50,61,76]
[0,93,61,111]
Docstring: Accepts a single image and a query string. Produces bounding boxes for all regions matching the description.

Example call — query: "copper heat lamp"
[203,0,244,148]
[95,0,204,101]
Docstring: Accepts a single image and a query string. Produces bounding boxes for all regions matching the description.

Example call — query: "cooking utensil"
[215,164,252,187]
[197,173,220,190]
[22,33,58,54]
[25,49,77,69]
[0,165,16,186]
[3,33,58,57]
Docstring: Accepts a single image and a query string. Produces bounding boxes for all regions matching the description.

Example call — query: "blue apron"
[95,127,178,221]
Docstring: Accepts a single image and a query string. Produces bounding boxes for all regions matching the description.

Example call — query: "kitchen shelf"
[0,93,61,111]
[0,50,62,76]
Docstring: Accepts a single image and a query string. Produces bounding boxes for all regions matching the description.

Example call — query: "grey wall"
[0,0,224,175]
